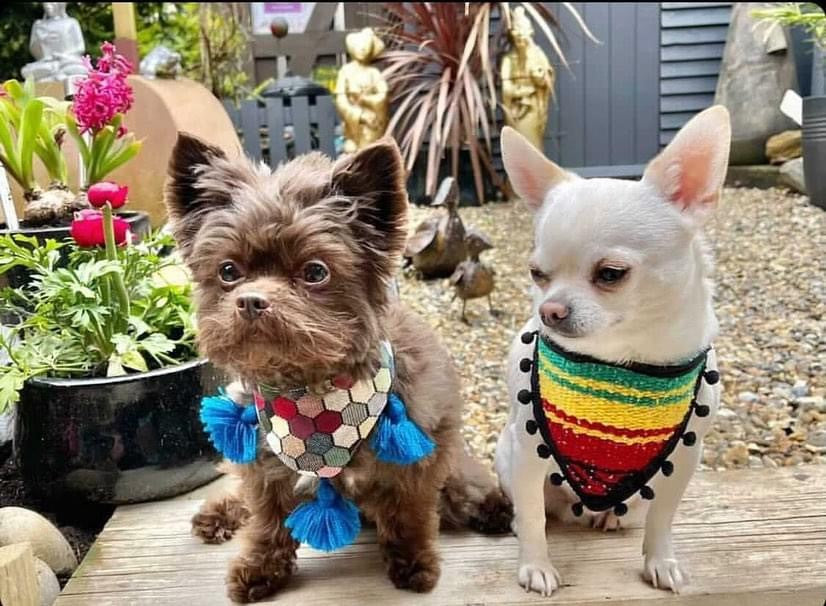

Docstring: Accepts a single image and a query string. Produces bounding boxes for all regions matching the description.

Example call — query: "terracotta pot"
[13,359,224,505]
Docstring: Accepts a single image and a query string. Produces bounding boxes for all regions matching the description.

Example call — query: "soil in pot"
[14,359,225,505]
[0,211,152,288]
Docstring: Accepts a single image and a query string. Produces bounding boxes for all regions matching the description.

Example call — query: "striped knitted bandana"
[253,341,394,478]
[518,331,715,516]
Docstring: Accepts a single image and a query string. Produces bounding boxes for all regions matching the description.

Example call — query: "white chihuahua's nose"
[539,300,570,326]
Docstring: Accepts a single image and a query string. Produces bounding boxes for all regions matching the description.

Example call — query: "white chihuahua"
[494,106,730,596]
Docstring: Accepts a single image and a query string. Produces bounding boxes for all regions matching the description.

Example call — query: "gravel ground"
[399,187,826,470]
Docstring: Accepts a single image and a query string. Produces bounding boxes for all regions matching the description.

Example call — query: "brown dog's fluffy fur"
[166,135,512,603]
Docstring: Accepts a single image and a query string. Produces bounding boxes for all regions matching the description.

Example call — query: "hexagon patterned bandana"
[253,342,394,478]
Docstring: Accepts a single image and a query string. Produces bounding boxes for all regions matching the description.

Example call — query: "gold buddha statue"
[334,28,389,154]
[501,7,554,150]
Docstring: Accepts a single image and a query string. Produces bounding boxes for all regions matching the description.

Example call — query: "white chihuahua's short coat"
[494,106,730,596]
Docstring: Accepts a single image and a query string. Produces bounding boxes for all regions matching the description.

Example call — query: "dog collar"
[518,331,717,516]
[253,340,395,478]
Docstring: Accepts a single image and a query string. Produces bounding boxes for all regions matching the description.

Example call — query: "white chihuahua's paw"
[643,554,689,593]
[517,558,561,596]
[591,510,623,531]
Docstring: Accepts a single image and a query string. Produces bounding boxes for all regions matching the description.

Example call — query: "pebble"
[792,380,809,398]
[808,430,826,448]
[401,188,826,470]
[34,557,60,606]
[0,507,77,574]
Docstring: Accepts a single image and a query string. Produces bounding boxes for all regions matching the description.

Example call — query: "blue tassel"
[370,393,435,465]
[200,394,259,464]
[285,478,361,552]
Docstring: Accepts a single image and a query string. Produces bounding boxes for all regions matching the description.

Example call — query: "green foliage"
[137,3,201,79]
[752,3,826,49]
[0,230,198,412]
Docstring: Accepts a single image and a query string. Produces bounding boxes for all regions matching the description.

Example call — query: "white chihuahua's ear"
[642,105,731,218]
[501,126,572,211]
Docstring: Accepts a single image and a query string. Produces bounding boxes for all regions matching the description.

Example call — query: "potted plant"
[0,42,148,268]
[753,3,826,208]
[380,2,597,205]
[0,183,223,505]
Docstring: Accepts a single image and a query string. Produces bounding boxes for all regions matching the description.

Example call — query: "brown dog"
[165,135,512,603]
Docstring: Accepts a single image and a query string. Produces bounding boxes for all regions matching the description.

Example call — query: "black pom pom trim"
[704,370,720,385]
[520,358,533,372]
[694,403,710,417]
[537,444,551,459]
[613,502,628,516]
[525,420,538,435]
[571,502,584,517]
[662,460,674,476]
[550,472,564,486]
[640,485,655,500]
[517,389,532,404]
[682,431,697,446]
[521,331,536,344]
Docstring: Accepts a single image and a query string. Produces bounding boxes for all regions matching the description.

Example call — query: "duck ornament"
[450,229,497,323]
[404,177,467,279]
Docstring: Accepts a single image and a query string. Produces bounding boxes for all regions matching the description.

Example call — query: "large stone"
[766,130,802,164]
[779,157,807,194]
[0,508,77,574]
[715,3,798,165]
[725,165,782,190]
[34,557,60,606]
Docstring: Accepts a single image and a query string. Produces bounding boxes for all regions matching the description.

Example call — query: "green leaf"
[121,349,148,373]
[18,98,44,188]
[0,369,25,413]
[94,140,142,181]
[106,356,126,377]
[140,332,176,357]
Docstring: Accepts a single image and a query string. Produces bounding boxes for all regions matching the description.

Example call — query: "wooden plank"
[609,2,636,165]
[221,100,240,130]
[661,2,732,8]
[56,467,826,606]
[660,76,720,95]
[239,100,262,161]
[583,2,610,168]
[662,43,726,62]
[266,97,287,168]
[315,95,337,158]
[555,2,586,167]
[290,96,312,156]
[635,2,661,162]
[661,59,723,79]
[0,543,38,606]
[661,25,730,45]
[661,6,732,28]
[661,111,701,129]
[661,93,715,113]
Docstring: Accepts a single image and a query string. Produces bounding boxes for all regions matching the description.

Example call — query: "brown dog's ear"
[165,133,235,257]
[331,138,408,268]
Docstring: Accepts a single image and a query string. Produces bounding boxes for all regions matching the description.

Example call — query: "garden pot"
[0,211,151,288]
[407,148,500,206]
[13,358,224,505]
[802,96,826,210]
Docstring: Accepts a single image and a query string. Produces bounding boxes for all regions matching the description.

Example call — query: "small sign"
[251,2,317,35]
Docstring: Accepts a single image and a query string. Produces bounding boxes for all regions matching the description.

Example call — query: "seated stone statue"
[21,2,87,83]
[334,28,389,154]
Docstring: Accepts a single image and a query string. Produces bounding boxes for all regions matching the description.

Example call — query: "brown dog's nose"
[539,300,569,326]
[236,293,270,320]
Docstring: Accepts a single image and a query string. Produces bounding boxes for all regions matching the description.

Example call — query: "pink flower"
[88,182,128,209]
[72,42,134,134]
[70,209,130,247]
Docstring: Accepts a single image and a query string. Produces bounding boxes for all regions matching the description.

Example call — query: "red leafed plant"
[379,3,597,203]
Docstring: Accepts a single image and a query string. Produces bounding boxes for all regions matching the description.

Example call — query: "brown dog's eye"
[302,261,329,285]
[218,261,243,284]
[594,266,628,286]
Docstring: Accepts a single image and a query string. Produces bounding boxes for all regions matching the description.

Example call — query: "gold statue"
[501,7,554,150]
[335,28,389,153]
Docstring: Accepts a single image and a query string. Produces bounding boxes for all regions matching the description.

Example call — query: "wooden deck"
[56,466,826,606]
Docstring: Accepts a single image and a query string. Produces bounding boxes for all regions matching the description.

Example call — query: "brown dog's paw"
[386,548,441,593]
[227,553,295,603]
[191,496,250,544]
[468,489,514,535]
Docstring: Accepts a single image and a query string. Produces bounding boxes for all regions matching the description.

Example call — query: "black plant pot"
[802,96,826,210]
[407,148,500,206]
[0,211,152,288]
[13,359,224,505]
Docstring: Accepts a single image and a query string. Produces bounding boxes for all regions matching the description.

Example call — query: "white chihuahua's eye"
[529,265,550,285]
[302,261,330,285]
[594,266,629,287]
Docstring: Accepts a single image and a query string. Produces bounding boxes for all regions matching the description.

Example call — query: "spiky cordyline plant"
[379,2,597,204]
